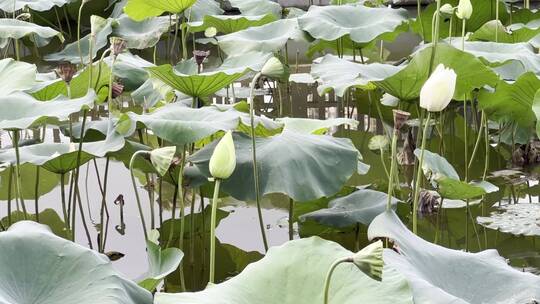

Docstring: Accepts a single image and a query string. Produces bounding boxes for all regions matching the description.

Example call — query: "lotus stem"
[181,16,188,60]
[468,111,486,169]
[98,158,110,252]
[495,1,499,42]
[107,56,116,117]
[412,111,432,234]
[289,198,294,241]
[129,150,150,240]
[323,257,352,304]
[12,130,28,219]
[34,166,40,222]
[77,0,86,66]
[386,130,399,211]
[60,173,70,232]
[380,148,390,180]
[209,178,222,284]
[177,147,187,292]
[461,19,466,51]
[249,71,269,252]
[7,167,13,226]
[71,109,89,242]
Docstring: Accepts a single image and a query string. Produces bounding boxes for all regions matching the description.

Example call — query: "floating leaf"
[436,177,487,200]
[477,203,540,237]
[368,210,540,303]
[301,189,399,228]
[298,5,408,46]
[191,131,361,202]
[0,221,152,303]
[155,237,413,303]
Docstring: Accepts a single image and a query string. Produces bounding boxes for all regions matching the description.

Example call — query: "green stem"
[107,55,116,117]
[249,72,269,252]
[386,129,399,210]
[209,179,222,284]
[468,111,485,169]
[129,150,149,240]
[412,112,432,234]
[34,166,40,222]
[461,19,466,51]
[288,198,294,241]
[12,130,27,219]
[77,0,86,66]
[323,257,351,304]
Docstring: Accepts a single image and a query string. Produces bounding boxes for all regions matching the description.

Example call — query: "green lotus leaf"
[376,43,499,101]
[147,60,247,98]
[188,0,224,22]
[0,0,77,12]
[0,58,36,95]
[228,0,282,17]
[44,16,114,64]
[477,203,540,236]
[412,0,509,41]
[298,5,409,46]
[478,72,540,128]
[0,209,69,238]
[217,19,304,56]
[300,189,399,228]
[436,177,487,200]
[277,117,358,134]
[0,90,95,130]
[114,15,172,49]
[189,14,277,34]
[0,163,59,200]
[155,237,413,303]
[0,18,63,47]
[107,52,155,91]
[470,20,540,44]
[368,210,540,303]
[414,148,460,181]
[311,54,403,97]
[190,131,361,202]
[0,221,153,303]
[124,0,197,21]
[150,146,177,177]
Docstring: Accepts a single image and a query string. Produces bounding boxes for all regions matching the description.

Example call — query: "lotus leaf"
[124,0,197,21]
[477,203,540,236]
[228,0,282,17]
[114,15,172,49]
[0,58,36,95]
[0,0,77,12]
[189,14,277,34]
[0,18,63,47]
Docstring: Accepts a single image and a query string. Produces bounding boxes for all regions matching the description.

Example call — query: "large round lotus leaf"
[189,0,224,22]
[124,0,197,21]
[0,209,68,238]
[155,237,413,304]
[0,19,63,47]
[0,164,59,200]
[414,148,460,180]
[44,17,114,64]
[0,58,36,95]
[375,43,499,101]
[114,15,172,50]
[300,189,399,228]
[147,60,247,98]
[470,20,540,44]
[189,14,277,34]
[0,90,95,130]
[217,19,304,56]
[310,54,403,97]
[0,221,153,304]
[0,0,77,12]
[298,5,408,46]
[477,203,540,236]
[190,131,360,202]
[228,0,282,17]
[479,71,540,128]
[368,211,540,303]
[277,117,358,134]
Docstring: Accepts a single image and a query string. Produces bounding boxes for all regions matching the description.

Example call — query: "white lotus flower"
[456,0,473,20]
[419,64,457,112]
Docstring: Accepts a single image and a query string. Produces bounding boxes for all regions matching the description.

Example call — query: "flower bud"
[209,131,236,180]
[456,0,473,20]
[150,146,177,177]
[419,64,457,112]
[261,57,289,81]
[110,37,127,56]
[204,27,217,38]
[56,62,77,84]
[393,110,410,130]
[351,240,384,281]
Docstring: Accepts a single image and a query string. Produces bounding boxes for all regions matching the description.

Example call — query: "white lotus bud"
[261,57,289,81]
[419,64,457,112]
[351,240,384,281]
[456,0,473,20]
[209,131,236,180]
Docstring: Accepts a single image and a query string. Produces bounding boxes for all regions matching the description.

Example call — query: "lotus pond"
[0,0,540,303]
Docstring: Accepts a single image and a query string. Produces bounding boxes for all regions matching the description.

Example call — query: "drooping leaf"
[298,5,408,47]
[376,43,499,101]
[114,15,172,49]
[414,148,460,181]
[0,90,95,130]
[44,16,114,64]
[217,19,304,56]
[189,14,277,34]
[0,221,153,303]
[311,54,403,97]
[300,189,399,228]
[477,203,540,237]
[155,237,413,304]
[368,210,540,303]
[0,18,63,47]
[478,71,540,128]
[0,0,77,12]
[0,58,36,95]
[190,131,361,202]
[124,0,197,21]
[139,231,183,292]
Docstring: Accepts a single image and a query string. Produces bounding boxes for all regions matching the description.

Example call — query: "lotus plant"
[208,130,236,284]
[412,64,457,234]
